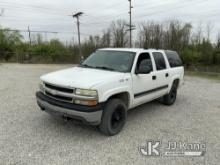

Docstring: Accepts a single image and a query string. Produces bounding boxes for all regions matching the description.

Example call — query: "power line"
[134,0,186,10]
[171,12,220,20]
[0,1,126,25]
[134,0,208,20]
[0,1,124,15]
[75,2,126,14]
[0,1,133,26]
[1,10,126,26]
[0,4,69,16]
[96,2,125,10]
[1,0,219,43]
[0,1,71,14]
[3,28,91,36]
[83,12,128,24]
[4,29,57,33]
[0,1,127,19]
[0,3,129,30]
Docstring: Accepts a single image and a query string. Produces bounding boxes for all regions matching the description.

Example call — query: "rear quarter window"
[165,51,183,68]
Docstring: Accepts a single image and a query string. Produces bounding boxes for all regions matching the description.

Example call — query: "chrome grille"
[44,82,74,103]
[45,83,74,93]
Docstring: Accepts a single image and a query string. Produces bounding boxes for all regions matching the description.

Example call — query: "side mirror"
[136,60,152,74]
[80,59,84,64]
[78,55,85,64]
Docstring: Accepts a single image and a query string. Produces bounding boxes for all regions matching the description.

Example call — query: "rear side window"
[152,52,166,70]
[165,51,183,68]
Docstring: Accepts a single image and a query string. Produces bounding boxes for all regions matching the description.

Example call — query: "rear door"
[151,52,170,97]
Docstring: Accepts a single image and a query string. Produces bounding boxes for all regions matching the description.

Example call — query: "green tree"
[0,28,22,61]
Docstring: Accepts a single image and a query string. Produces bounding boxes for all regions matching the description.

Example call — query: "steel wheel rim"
[111,107,123,129]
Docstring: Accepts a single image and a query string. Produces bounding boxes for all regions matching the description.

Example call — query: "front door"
[132,52,157,107]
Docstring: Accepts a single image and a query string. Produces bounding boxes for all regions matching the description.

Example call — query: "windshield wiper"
[80,64,115,71]
[79,64,94,68]
[94,66,116,71]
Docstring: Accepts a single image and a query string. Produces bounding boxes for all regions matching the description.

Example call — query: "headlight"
[74,89,98,106]
[39,80,45,93]
[75,89,98,97]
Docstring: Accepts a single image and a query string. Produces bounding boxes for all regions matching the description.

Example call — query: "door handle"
[152,75,157,80]
[165,73,169,77]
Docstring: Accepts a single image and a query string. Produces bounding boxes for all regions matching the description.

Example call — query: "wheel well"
[173,79,180,87]
[108,92,130,107]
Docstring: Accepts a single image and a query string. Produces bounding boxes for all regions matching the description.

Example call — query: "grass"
[185,71,220,81]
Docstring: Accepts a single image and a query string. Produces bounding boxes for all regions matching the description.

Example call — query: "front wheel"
[99,99,127,136]
[162,81,178,106]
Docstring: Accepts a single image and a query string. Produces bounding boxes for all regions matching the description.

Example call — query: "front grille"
[44,82,74,103]
[45,91,73,102]
[45,83,74,93]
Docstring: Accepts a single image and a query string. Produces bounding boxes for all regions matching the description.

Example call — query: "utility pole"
[128,0,132,48]
[27,26,32,63]
[28,26,32,45]
[0,8,4,16]
[127,0,135,48]
[71,12,84,60]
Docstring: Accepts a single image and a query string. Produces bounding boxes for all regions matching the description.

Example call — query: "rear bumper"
[36,92,103,125]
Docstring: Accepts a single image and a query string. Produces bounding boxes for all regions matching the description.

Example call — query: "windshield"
[80,50,136,72]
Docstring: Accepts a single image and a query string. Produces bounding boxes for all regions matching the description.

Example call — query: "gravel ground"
[0,64,220,165]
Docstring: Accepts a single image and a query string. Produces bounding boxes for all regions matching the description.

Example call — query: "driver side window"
[136,53,153,73]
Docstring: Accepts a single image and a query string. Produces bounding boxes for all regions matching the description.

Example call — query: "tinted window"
[81,50,135,72]
[136,53,153,72]
[152,52,166,70]
[165,51,183,68]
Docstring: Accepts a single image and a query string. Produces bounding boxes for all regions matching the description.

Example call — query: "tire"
[99,99,127,136]
[162,81,178,106]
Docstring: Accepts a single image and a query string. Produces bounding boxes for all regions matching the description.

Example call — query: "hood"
[41,67,125,89]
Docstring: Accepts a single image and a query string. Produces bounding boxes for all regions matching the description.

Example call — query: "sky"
[0,0,220,44]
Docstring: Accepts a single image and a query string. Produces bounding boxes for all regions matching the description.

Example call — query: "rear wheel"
[162,81,178,105]
[99,99,127,136]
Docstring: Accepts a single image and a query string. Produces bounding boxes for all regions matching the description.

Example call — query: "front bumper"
[36,92,103,125]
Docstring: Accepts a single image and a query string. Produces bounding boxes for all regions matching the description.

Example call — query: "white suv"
[36,48,184,136]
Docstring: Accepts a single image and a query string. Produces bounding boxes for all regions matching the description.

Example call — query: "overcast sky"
[0,0,220,43]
